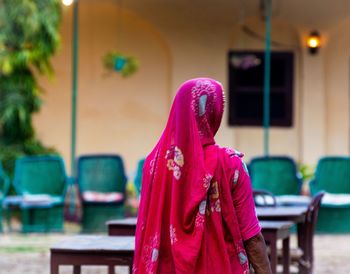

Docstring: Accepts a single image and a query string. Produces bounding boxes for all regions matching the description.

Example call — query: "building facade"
[35,1,350,174]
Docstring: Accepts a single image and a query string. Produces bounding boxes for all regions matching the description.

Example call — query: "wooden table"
[256,206,308,223]
[275,195,312,207]
[260,221,293,274]
[50,236,134,274]
[106,207,308,236]
[257,206,309,274]
[107,218,137,236]
[107,217,292,274]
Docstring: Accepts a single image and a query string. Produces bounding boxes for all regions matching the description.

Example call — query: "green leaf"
[1,58,13,74]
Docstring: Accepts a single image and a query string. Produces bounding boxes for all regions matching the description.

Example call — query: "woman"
[133,78,272,274]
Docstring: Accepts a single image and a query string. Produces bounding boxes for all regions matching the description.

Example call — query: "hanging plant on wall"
[102,0,139,78]
[0,0,61,177]
[103,51,139,78]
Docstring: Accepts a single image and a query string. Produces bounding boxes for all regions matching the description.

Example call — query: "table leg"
[50,255,59,274]
[108,265,115,274]
[282,237,290,274]
[73,265,81,274]
[129,263,133,274]
[297,223,309,274]
[269,238,277,274]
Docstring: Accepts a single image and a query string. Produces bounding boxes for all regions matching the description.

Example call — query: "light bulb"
[62,0,74,6]
[307,37,319,48]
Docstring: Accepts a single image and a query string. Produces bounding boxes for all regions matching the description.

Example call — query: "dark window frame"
[228,50,294,127]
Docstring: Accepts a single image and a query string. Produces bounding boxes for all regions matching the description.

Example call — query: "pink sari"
[133,78,260,274]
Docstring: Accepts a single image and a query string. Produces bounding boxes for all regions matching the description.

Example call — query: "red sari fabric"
[133,78,260,274]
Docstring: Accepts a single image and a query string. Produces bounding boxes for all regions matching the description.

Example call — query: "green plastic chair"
[134,158,145,196]
[309,157,350,233]
[0,163,10,232]
[77,154,127,233]
[249,156,302,195]
[13,155,67,233]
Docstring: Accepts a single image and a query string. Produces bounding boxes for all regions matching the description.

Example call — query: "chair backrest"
[134,158,145,194]
[77,154,127,193]
[310,157,350,194]
[253,189,277,207]
[304,191,325,268]
[13,155,67,196]
[249,156,302,195]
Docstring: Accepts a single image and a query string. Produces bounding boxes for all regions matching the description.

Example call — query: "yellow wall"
[34,2,350,176]
[325,18,350,156]
[35,3,172,174]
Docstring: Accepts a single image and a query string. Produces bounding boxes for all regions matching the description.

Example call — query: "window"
[228,51,294,127]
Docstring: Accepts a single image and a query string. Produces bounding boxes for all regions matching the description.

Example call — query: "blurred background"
[1,0,350,273]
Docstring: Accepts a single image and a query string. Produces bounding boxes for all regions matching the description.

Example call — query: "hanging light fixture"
[62,0,74,6]
[307,31,321,55]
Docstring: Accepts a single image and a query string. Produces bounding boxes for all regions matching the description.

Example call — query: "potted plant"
[103,51,139,78]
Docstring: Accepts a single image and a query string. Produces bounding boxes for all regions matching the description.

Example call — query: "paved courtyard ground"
[0,231,349,274]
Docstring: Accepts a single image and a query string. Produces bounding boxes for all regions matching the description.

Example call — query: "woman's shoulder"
[217,146,250,177]
[213,146,249,181]
[216,145,245,159]
[215,145,246,167]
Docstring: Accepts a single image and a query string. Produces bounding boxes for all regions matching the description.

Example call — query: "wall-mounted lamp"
[62,0,74,6]
[307,31,321,55]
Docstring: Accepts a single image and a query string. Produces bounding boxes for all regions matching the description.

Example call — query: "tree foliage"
[0,0,61,176]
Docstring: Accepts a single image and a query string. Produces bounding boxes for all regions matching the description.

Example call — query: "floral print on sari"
[142,233,160,274]
[165,145,184,180]
[208,180,222,213]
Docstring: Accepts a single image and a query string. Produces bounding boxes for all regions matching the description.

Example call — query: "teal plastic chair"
[13,155,68,232]
[310,156,350,233]
[249,156,302,195]
[0,163,10,232]
[77,154,127,233]
[134,158,145,196]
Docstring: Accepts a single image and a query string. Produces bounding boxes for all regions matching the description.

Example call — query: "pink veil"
[134,78,226,273]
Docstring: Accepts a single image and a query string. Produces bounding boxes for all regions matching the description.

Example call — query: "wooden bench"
[50,236,134,274]
[107,218,292,274]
